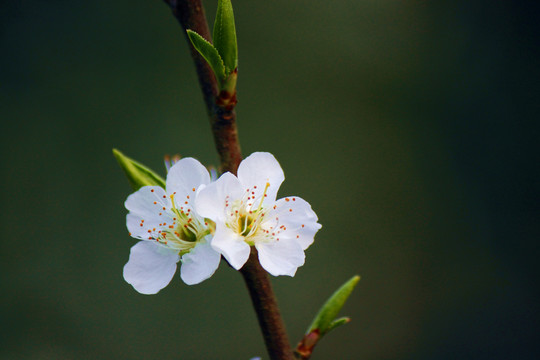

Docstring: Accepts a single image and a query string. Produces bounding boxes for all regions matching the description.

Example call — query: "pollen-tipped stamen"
[167,193,208,243]
[255,182,271,213]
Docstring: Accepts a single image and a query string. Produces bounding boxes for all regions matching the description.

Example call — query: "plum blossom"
[195,152,321,276]
[123,158,220,294]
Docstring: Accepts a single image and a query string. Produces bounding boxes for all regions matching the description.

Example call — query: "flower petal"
[237,152,285,204]
[195,172,244,223]
[123,241,180,294]
[125,186,175,239]
[126,213,173,240]
[211,223,250,270]
[166,158,210,211]
[180,236,221,285]
[125,186,171,217]
[256,239,305,276]
[269,196,322,250]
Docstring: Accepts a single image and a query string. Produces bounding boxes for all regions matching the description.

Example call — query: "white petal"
[125,186,175,239]
[237,152,285,204]
[180,236,221,285]
[166,158,210,211]
[268,196,322,250]
[123,241,180,294]
[195,172,244,223]
[256,239,305,276]
[125,186,171,218]
[126,212,173,240]
[211,223,250,270]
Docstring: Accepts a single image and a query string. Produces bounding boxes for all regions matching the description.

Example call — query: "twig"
[163,1,294,359]
[163,0,242,174]
[240,248,295,360]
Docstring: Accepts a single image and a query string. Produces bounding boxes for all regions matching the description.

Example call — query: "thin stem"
[240,248,295,360]
[163,1,294,359]
[163,0,242,174]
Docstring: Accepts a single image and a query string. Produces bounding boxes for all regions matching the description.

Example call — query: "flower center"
[226,183,276,245]
[238,214,255,236]
[153,193,213,255]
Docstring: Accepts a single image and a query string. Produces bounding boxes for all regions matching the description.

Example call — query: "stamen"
[255,182,271,213]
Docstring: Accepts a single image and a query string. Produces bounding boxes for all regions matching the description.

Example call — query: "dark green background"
[1,1,538,359]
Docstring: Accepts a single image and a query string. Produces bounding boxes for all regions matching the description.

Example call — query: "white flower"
[195,152,321,276]
[123,158,221,294]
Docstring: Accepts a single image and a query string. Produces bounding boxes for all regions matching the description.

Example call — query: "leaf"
[186,30,226,82]
[213,0,238,75]
[113,149,166,191]
[326,316,351,333]
[307,275,360,336]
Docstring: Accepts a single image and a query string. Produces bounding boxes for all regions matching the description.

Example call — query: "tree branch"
[240,248,295,360]
[163,1,294,359]
[163,0,242,174]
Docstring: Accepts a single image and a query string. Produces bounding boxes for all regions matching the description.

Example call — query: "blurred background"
[1,1,538,359]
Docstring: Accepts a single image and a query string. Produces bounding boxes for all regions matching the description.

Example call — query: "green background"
[1,1,538,359]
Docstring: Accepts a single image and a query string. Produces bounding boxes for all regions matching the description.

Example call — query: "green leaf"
[307,275,360,336]
[213,0,238,75]
[113,149,166,191]
[186,30,226,82]
[326,316,351,333]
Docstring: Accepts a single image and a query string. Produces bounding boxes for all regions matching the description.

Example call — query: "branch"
[163,1,294,359]
[163,0,242,174]
[240,248,295,360]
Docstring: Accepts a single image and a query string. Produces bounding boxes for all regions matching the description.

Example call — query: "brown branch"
[163,1,293,359]
[240,248,295,360]
[163,0,242,174]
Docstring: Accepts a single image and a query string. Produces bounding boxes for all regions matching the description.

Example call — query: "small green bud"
[113,149,166,191]
[326,316,351,333]
[213,0,238,74]
[307,275,360,336]
[186,0,238,99]
[295,275,359,359]
[186,30,226,84]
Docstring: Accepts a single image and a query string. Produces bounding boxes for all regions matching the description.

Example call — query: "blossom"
[195,152,321,276]
[123,158,220,294]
